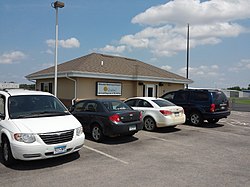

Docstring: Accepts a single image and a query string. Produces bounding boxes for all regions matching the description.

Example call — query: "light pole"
[186,23,190,89]
[52,1,64,97]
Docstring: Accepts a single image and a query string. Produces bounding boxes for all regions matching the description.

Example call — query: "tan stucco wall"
[36,77,185,105]
[75,78,138,100]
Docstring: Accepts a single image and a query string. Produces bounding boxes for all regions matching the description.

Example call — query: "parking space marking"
[83,145,129,165]
[143,133,193,147]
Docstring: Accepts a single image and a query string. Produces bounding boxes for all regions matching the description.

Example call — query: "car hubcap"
[145,118,154,130]
[191,114,199,125]
[92,127,101,140]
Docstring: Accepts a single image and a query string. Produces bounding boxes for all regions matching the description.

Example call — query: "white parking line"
[83,145,129,165]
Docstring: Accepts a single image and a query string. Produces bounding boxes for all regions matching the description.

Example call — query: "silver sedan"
[124,97,186,131]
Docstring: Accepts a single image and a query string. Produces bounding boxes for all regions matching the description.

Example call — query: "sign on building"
[96,82,122,96]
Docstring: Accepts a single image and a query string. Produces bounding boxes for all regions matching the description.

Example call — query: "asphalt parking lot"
[0,111,250,187]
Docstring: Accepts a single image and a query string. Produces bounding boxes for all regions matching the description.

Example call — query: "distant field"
[230,98,250,105]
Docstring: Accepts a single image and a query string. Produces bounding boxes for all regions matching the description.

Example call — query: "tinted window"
[174,91,188,102]
[125,99,137,107]
[8,95,68,119]
[102,101,131,111]
[137,100,153,108]
[162,92,174,100]
[152,99,175,107]
[191,91,209,102]
[74,101,85,112]
[212,91,227,103]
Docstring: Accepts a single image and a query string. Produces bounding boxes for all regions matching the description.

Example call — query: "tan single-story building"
[26,53,192,106]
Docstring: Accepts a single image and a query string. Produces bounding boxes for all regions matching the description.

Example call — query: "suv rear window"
[211,91,227,103]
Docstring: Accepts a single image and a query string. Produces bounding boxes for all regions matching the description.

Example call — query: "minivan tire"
[1,137,15,166]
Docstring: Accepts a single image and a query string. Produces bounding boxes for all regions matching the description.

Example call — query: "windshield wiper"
[14,111,70,118]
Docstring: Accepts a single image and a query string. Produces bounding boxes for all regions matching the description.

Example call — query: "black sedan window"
[102,101,131,111]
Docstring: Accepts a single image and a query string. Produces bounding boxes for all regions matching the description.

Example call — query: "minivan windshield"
[8,95,69,119]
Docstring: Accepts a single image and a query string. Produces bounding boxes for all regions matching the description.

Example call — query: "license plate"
[174,112,180,117]
[129,126,136,131]
[54,145,66,154]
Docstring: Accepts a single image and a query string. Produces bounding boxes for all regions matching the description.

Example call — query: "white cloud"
[228,59,250,72]
[161,65,172,71]
[178,65,220,78]
[46,37,80,48]
[98,0,250,57]
[132,0,250,26]
[46,49,54,55]
[0,51,26,64]
[99,45,126,53]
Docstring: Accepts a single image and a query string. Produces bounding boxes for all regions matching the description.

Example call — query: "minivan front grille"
[39,130,74,145]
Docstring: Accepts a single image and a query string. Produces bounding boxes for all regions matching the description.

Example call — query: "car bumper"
[103,121,143,136]
[10,134,85,161]
[203,110,231,120]
[156,114,186,127]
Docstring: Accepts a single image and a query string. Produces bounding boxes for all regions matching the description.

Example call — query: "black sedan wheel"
[91,125,104,142]
[144,117,156,131]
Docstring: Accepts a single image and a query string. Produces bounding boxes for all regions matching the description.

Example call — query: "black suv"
[161,89,230,125]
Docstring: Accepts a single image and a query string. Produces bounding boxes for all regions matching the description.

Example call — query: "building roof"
[26,53,192,84]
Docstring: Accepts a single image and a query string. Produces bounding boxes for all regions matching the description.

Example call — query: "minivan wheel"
[207,119,219,124]
[91,125,104,142]
[1,137,15,166]
[190,112,203,126]
[144,117,156,131]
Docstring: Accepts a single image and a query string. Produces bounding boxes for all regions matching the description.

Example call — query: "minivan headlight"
[76,126,83,136]
[14,133,36,143]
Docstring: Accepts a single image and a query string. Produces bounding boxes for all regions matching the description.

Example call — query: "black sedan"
[69,99,143,142]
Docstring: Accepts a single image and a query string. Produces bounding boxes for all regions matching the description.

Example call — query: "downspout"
[66,74,77,105]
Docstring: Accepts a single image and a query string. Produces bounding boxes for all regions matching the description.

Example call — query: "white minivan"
[0,89,85,166]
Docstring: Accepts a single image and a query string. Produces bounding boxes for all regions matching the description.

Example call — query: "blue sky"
[0,0,250,89]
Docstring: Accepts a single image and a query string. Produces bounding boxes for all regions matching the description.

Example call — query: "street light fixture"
[51,1,64,97]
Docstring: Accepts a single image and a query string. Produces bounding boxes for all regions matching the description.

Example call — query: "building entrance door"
[146,84,155,97]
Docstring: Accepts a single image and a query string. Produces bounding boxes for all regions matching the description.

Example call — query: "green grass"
[230,98,250,105]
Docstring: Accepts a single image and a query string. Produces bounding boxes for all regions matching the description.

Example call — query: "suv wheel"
[1,137,15,166]
[144,117,156,131]
[91,124,104,142]
[190,112,203,126]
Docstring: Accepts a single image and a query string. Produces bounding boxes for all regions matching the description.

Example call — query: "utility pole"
[186,23,190,89]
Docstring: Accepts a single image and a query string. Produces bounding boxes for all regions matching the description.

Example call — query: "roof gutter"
[65,74,77,105]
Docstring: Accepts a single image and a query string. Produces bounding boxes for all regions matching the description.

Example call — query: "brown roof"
[26,53,191,83]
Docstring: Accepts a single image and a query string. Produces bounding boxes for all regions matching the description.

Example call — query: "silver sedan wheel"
[144,117,156,131]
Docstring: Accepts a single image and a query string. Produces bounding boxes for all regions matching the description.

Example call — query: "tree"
[227,86,241,91]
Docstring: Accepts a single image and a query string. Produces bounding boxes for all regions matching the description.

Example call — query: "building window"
[41,82,53,94]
